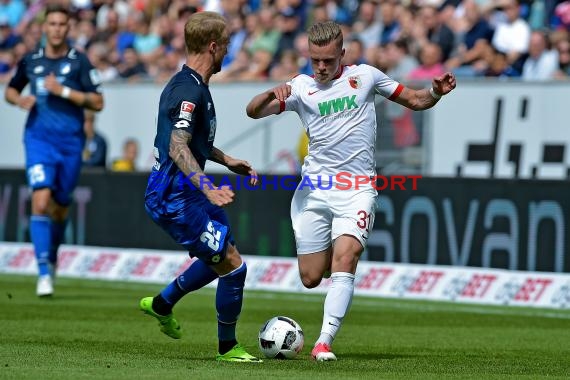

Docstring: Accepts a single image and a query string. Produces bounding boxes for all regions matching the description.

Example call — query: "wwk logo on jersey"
[179,101,195,121]
[318,95,359,116]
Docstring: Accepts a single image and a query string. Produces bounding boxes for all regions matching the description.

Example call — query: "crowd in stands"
[1,0,570,84]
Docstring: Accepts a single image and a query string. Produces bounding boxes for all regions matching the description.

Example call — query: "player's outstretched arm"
[169,130,234,206]
[246,84,291,119]
[392,72,456,111]
[210,147,258,186]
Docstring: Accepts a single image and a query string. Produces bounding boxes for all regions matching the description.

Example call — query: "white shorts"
[290,185,377,254]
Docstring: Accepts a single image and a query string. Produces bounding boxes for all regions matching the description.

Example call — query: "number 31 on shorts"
[356,210,373,235]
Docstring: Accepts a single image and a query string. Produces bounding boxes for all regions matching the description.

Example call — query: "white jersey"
[284,64,402,183]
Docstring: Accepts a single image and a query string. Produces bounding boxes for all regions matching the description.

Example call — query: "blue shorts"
[25,137,83,206]
[145,191,235,265]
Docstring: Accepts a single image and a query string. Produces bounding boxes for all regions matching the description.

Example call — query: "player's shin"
[157,259,218,313]
[317,272,355,346]
[49,219,67,265]
[216,262,247,354]
[30,215,53,276]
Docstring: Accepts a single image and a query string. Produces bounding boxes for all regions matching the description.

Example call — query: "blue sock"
[216,262,247,342]
[160,259,218,306]
[30,215,52,276]
[49,220,67,264]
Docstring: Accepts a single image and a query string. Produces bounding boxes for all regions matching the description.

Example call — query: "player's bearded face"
[309,41,344,84]
[44,12,69,48]
[212,33,230,74]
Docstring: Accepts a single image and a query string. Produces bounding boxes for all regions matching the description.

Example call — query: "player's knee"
[300,273,321,289]
[31,189,52,215]
[333,253,360,272]
[32,199,50,215]
[212,243,243,275]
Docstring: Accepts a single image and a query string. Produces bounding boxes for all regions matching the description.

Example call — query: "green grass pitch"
[1,274,570,379]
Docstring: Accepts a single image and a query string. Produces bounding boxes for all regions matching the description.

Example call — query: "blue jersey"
[8,47,101,148]
[146,65,218,202]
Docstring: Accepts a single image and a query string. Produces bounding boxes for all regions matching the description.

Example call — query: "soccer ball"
[258,316,304,359]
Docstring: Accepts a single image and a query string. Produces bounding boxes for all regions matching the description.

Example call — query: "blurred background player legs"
[27,143,83,297]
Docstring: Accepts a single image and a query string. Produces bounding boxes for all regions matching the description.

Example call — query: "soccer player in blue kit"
[139,11,261,362]
[4,5,104,297]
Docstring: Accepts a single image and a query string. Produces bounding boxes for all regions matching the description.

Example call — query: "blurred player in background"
[4,5,104,297]
[246,21,456,361]
[140,11,261,362]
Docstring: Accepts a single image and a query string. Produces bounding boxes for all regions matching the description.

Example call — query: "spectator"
[382,39,420,148]
[0,16,20,50]
[221,13,247,69]
[413,5,456,61]
[521,30,559,80]
[237,47,273,81]
[491,0,531,68]
[275,7,302,60]
[117,47,147,82]
[211,48,251,82]
[270,49,301,80]
[82,110,107,169]
[112,138,138,172]
[343,36,366,65]
[379,0,401,45]
[133,14,163,65]
[446,0,494,77]
[554,34,570,77]
[384,38,418,80]
[0,48,15,83]
[21,20,41,52]
[87,42,119,83]
[483,47,519,77]
[408,42,446,80]
[294,31,313,75]
[352,0,381,49]
[247,7,280,56]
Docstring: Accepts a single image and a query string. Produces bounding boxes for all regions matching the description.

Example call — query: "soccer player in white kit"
[246,21,456,361]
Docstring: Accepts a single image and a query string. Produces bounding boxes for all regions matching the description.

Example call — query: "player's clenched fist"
[272,84,291,102]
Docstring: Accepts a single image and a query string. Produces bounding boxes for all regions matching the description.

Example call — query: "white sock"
[316,272,355,347]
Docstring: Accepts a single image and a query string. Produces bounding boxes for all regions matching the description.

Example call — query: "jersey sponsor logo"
[348,75,361,89]
[35,78,48,95]
[179,101,195,121]
[174,120,189,129]
[317,95,358,116]
[308,90,319,95]
[33,65,44,74]
[60,62,71,75]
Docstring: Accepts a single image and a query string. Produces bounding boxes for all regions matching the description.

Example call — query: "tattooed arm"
[210,146,258,185]
[209,146,230,166]
[169,129,234,206]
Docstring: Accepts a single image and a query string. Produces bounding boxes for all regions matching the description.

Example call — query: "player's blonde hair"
[307,21,343,49]
[184,11,228,54]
